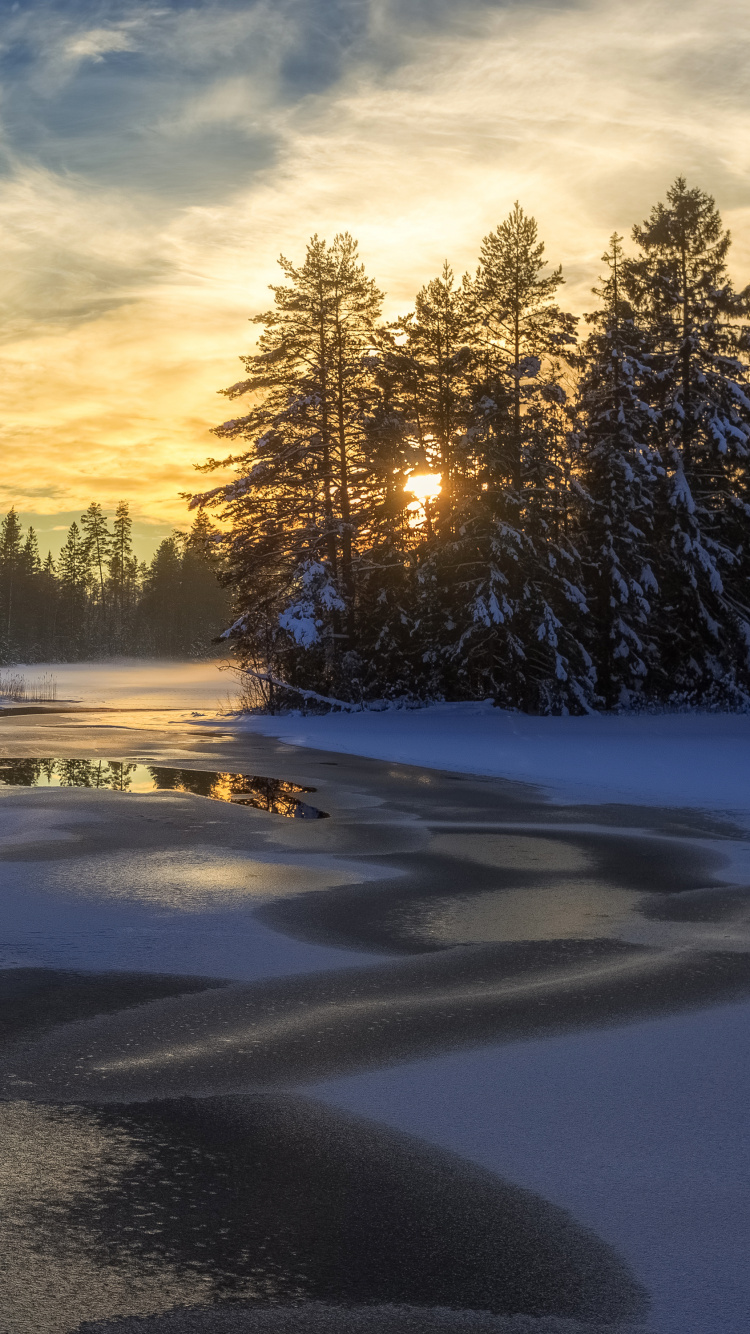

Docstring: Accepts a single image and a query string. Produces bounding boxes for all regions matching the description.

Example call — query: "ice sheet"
[308,1000,750,1334]
[213,704,750,814]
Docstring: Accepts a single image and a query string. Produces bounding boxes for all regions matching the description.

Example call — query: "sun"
[404,472,442,504]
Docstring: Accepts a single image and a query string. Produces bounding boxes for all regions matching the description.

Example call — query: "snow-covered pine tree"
[516,365,595,714]
[385,263,474,534]
[577,234,658,708]
[624,179,750,704]
[357,263,477,699]
[190,234,383,699]
[450,204,591,711]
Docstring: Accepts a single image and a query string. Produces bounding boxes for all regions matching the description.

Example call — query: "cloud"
[0,0,747,537]
[62,25,139,64]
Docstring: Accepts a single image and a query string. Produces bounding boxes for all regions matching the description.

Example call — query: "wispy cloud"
[0,0,747,530]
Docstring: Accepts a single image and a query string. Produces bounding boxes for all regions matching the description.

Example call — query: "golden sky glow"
[405,473,442,505]
[0,0,748,556]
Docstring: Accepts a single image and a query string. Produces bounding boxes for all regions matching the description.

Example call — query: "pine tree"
[137,534,184,655]
[0,509,25,661]
[39,551,59,660]
[57,521,89,651]
[385,263,474,534]
[16,527,43,660]
[624,179,750,702]
[356,263,477,700]
[21,527,40,576]
[515,367,594,713]
[181,512,233,654]
[578,234,658,707]
[473,202,577,491]
[191,233,383,696]
[81,502,110,616]
[447,205,591,711]
[108,501,138,644]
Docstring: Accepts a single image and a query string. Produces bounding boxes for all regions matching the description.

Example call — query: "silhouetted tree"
[81,502,110,621]
[0,509,25,660]
[625,178,750,702]
[191,233,384,693]
[578,234,658,707]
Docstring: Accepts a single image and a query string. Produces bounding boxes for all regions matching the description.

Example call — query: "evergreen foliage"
[0,505,231,664]
[450,204,591,713]
[193,182,750,712]
[578,235,658,707]
[191,233,384,697]
[623,179,750,704]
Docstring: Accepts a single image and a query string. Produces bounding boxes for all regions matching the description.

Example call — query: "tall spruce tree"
[191,233,383,696]
[181,512,233,653]
[624,179,750,702]
[0,509,25,660]
[57,521,89,650]
[108,501,138,645]
[17,528,43,659]
[81,502,110,628]
[137,534,185,655]
[516,367,594,713]
[474,202,577,491]
[578,234,658,707]
[447,205,591,711]
[356,264,477,699]
[39,551,59,659]
[386,263,474,532]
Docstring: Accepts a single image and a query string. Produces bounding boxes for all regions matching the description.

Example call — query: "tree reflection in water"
[148,767,327,819]
[0,760,328,818]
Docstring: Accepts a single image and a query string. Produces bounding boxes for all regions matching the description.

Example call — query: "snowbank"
[204,704,750,814]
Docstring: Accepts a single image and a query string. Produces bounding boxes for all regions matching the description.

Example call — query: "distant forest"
[193,178,750,713]
[0,503,231,664]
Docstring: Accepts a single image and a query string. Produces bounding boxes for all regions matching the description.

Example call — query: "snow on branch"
[239,668,363,712]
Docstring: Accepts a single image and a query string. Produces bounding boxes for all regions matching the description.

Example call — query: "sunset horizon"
[1,0,748,544]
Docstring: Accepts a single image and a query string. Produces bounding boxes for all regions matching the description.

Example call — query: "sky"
[1,0,749,560]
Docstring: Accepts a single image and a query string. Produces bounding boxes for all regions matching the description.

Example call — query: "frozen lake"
[4,658,235,712]
[1,661,749,1333]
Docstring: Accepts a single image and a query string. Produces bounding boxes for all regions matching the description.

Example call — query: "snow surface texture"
[79,1307,645,1334]
[308,1001,750,1334]
[206,704,750,815]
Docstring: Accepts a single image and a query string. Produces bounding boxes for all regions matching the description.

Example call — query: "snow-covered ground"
[207,702,750,815]
[0,839,383,980]
[8,662,748,819]
[3,662,749,1332]
[308,999,750,1334]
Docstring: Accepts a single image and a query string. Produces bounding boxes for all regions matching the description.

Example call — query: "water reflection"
[0,759,328,819]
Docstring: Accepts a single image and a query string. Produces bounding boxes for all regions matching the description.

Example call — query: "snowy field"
[3,662,750,1332]
[208,702,750,815]
[308,1000,750,1334]
[193,689,750,1332]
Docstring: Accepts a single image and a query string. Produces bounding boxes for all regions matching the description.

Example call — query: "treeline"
[194,178,750,713]
[0,502,232,663]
